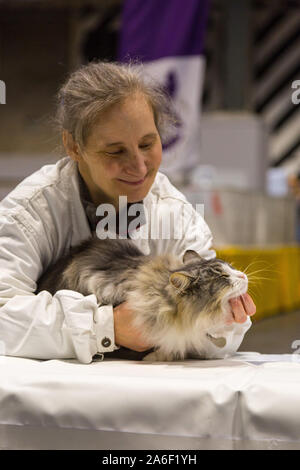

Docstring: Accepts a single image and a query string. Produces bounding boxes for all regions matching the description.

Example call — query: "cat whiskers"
[242,259,263,274]
[232,258,278,277]
[229,260,280,286]
[244,264,280,304]
[244,261,281,277]
[246,267,278,283]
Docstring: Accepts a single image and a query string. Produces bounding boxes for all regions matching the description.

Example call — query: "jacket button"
[101,337,111,348]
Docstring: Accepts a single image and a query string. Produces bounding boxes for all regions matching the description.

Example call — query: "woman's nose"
[126,151,147,175]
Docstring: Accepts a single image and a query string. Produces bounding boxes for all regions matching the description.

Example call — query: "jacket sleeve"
[171,202,252,359]
[0,212,118,364]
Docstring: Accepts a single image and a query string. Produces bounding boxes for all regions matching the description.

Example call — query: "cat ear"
[183,250,202,264]
[169,272,192,292]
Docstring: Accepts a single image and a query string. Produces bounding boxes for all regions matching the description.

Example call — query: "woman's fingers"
[229,297,247,323]
[228,293,256,323]
[241,293,256,316]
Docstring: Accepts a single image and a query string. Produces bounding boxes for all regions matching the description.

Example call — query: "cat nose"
[238,273,247,279]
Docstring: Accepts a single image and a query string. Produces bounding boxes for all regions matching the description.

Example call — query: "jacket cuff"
[205,316,252,359]
[94,304,120,353]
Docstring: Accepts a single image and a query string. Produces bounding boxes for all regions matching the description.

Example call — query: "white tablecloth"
[1,352,300,450]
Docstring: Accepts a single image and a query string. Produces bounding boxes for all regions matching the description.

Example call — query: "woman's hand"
[113,301,153,352]
[228,293,256,324]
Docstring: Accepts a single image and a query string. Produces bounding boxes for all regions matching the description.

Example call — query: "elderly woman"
[0,61,255,363]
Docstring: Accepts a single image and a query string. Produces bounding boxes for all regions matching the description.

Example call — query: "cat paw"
[142,351,161,361]
[142,350,177,362]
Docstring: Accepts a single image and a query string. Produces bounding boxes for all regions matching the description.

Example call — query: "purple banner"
[118,0,210,62]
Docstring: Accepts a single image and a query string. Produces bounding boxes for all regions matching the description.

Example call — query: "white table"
[1,352,300,450]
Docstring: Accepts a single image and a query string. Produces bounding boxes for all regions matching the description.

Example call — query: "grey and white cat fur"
[36,235,248,361]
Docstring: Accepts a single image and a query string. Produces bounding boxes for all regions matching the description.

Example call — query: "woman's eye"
[105,150,123,156]
[104,142,153,156]
[140,143,152,150]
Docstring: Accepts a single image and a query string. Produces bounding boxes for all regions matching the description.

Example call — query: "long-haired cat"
[36,236,248,361]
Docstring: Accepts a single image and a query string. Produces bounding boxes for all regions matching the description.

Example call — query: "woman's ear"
[62,130,81,162]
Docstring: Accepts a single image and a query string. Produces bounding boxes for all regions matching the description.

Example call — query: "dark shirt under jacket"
[76,167,146,238]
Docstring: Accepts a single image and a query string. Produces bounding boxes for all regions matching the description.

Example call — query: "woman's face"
[66,92,162,209]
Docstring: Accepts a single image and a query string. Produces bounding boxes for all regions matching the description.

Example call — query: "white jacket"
[0,157,251,363]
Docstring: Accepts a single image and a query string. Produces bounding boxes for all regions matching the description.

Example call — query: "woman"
[0,61,255,363]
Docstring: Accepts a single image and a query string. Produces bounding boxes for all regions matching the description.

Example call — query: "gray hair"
[54,60,176,153]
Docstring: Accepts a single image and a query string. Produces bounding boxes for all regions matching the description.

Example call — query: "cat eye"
[212,269,229,279]
[211,267,223,275]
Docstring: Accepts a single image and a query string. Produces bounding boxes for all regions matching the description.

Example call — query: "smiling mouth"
[117,176,146,186]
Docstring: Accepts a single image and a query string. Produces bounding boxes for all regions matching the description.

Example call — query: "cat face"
[169,250,248,318]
